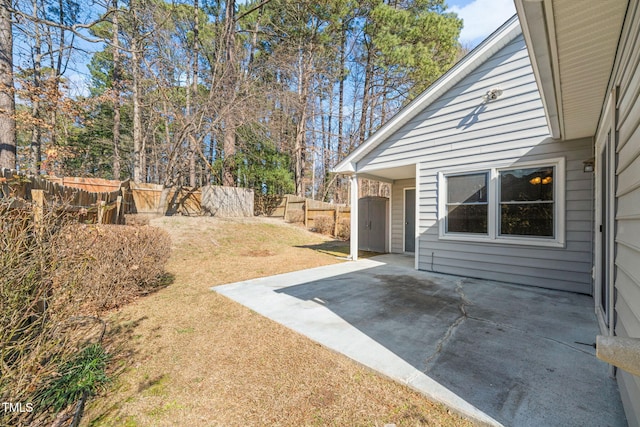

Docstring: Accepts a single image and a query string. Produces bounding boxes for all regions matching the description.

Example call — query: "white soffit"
[553,0,627,140]
[519,0,627,140]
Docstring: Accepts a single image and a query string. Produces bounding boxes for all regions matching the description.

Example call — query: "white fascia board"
[515,0,562,139]
[333,161,355,174]
[332,15,522,174]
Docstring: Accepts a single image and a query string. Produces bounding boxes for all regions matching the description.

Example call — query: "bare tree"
[0,0,15,170]
[129,0,143,183]
[222,0,236,187]
[28,0,42,175]
[112,0,121,179]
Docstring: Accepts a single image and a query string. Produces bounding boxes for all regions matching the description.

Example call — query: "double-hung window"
[499,166,554,237]
[439,159,564,247]
[445,173,488,234]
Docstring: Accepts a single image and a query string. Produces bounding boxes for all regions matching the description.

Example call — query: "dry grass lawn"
[83,216,472,427]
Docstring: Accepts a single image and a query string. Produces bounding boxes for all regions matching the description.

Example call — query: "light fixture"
[583,158,595,173]
[484,88,503,102]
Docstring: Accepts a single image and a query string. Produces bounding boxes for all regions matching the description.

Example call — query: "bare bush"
[0,197,171,427]
[254,194,284,216]
[286,211,304,224]
[313,215,335,236]
[124,214,151,226]
[337,218,350,240]
[53,224,172,313]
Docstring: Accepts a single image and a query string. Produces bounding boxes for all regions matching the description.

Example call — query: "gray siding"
[357,33,594,293]
[613,0,640,422]
[418,137,593,294]
[358,35,549,172]
[391,179,415,253]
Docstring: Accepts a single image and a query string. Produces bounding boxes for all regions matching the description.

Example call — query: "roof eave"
[515,0,562,139]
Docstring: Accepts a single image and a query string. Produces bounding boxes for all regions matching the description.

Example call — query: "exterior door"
[404,189,415,252]
[369,197,387,252]
[358,197,388,252]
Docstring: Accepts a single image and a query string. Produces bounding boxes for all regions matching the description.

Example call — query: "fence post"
[334,206,339,237]
[116,195,123,224]
[31,189,45,231]
[282,195,289,221]
[97,200,106,224]
[304,201,308,228]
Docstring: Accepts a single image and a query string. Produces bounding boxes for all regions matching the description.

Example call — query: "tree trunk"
[337,20,345,160]
[358,42,373,147]
[222,0,236,187]
[130,0,143,183]
[29,0,42,175]
[0,0,16,170]
[112,0,121,179]
[188,0,199,187]
[294,51,310,197]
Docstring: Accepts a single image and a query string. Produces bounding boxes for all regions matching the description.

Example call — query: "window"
[439,159,565,247]
[446,173,488,234]
[499,166,554,237]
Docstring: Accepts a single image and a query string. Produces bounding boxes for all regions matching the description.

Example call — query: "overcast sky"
[448,0,517,47]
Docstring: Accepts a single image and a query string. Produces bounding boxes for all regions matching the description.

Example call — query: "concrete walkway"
[213,255,627,426]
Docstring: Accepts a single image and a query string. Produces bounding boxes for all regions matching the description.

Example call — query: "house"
[333,1,640,424]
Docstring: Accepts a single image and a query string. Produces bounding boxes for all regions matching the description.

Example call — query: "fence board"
[1,169,126,224]
[256,193,351,237]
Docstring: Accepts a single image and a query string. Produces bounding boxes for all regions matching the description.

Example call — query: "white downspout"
[350,174,358,261]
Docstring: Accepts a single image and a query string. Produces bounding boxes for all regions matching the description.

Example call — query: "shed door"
[369,197,387,252]
[358,197,388,253]
[404,189,415,252]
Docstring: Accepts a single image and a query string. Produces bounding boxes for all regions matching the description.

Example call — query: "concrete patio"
[213,254,626,426]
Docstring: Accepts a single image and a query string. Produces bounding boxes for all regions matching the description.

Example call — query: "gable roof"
[333,15,522,174]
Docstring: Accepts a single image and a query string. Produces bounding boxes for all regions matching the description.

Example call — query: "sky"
[447,0,517,47]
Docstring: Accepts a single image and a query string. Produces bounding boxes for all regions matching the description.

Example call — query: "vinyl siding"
[358,33,593,293]
[418,137,593,294]
[390,179,415,253]
[357,37,551,172]
[613,0,640,421]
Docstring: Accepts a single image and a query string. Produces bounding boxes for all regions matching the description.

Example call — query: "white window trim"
[438,158,566,248]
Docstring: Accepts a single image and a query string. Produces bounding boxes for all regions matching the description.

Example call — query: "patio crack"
[424,279,471,370]
[465,315,595,356]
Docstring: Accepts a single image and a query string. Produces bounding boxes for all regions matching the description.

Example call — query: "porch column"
[350,174,358,261]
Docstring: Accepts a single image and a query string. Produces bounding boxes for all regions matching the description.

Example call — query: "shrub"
[0,197,171,427]
[313,215,335,236]
[337,218,350,240]
[286,210,304,224]
[53,224,172,313]
[254,194,284,216]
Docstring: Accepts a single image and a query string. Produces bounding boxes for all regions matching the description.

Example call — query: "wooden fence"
[257,194,351,237]
[1,169,128,224]
[129,183,202,215]
[128,183,254,217]
[47,176,122,193]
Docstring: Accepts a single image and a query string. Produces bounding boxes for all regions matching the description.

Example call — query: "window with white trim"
[440,159,565,247]
[499,166,555,237]
[446,172,488,234]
